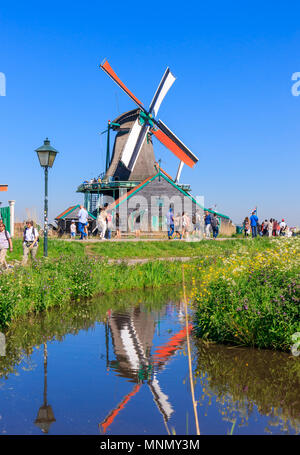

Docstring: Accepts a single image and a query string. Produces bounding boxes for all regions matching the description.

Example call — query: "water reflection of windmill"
[100,305,192,433]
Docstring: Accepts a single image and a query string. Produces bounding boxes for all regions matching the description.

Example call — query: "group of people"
[75,204,120,241]
[166,208,218,240]
[243,212,291,238]
[82,177,102,185]
[0,219,39,270]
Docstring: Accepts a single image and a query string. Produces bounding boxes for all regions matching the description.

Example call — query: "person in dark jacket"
[211,213,220,239]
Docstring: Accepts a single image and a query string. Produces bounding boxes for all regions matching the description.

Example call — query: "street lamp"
[34,343,56,434]
[35,138,58,257]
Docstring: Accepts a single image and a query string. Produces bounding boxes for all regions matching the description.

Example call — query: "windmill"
[100,60,199,183]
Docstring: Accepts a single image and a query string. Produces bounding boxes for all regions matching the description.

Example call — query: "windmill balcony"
[77,180,141,193]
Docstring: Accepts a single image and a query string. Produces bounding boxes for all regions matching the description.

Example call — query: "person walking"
[243,217,250,237]
[22,220,39,265]
[211,213,220,239]
[166,206,175,240]
[106,211,113,239]
[97,207,107,240]
[204,211,212,239]
[250,211,259,238]
[78,205,88,240]
[0,222,13,270]
[193,210,202,239]
[115,212,121,239]
[280,219,287,236]
[70,220,77,239]
[182,212,190,239]
[268,219,273,238]
[174,213,182,239]
[262,219,269,236]
[272,219,278,236]
[276,221,281,236]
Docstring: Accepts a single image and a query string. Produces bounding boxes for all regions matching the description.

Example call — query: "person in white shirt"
[280,219,287,236]
[96,208,107,240]
[78,205,88,240]
[0,221,13,269]
[70,220,77,239]
[22,220,39,265]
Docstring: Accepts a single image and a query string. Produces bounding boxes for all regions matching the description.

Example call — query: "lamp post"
[35,138,58,257]
[34,343,56,434]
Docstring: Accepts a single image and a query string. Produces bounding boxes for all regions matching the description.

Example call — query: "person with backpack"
[0,222,13,270]
[22,220,39,265]
[211,213,220,239]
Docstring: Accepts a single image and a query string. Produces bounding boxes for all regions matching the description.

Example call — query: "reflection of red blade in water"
[153,324,193,365]
[100,324,192,433]
[100,383,142,434]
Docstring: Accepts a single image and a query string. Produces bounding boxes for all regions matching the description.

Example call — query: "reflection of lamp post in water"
[34,344,56,434]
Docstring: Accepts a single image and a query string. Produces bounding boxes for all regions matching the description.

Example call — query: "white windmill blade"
[121,120,150,171]
[149,374,174,421]
[149,68,176,117]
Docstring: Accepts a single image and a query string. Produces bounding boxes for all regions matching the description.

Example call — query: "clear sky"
[1,0,299,226]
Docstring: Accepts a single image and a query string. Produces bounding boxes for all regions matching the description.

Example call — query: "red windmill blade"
[100,59,144,109]
[151,120,198,168]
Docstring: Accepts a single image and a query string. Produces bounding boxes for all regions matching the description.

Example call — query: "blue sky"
[0,0,299,225]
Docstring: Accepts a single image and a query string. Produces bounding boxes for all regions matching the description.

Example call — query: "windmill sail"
[100,60,198,175]
[121,118,150,172]
[100,60,144,109]
[149,68,176,117]
[152,120,198,168]
[125,123,150,171]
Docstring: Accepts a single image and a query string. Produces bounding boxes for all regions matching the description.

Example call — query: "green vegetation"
[193,238,300,351]
[8,238,85,261]
[86,237,275,259]
[0,254,195,328]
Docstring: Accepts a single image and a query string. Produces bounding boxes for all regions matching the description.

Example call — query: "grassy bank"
[192,238,300,351]
[0,255,197,328]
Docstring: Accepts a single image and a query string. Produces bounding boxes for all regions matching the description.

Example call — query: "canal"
[0,286,299,435]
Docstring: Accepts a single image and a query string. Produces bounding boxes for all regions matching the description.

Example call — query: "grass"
[8,238,85,261]
[8,236,277,263]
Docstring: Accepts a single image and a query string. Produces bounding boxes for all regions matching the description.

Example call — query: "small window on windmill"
[156,197,164,207]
